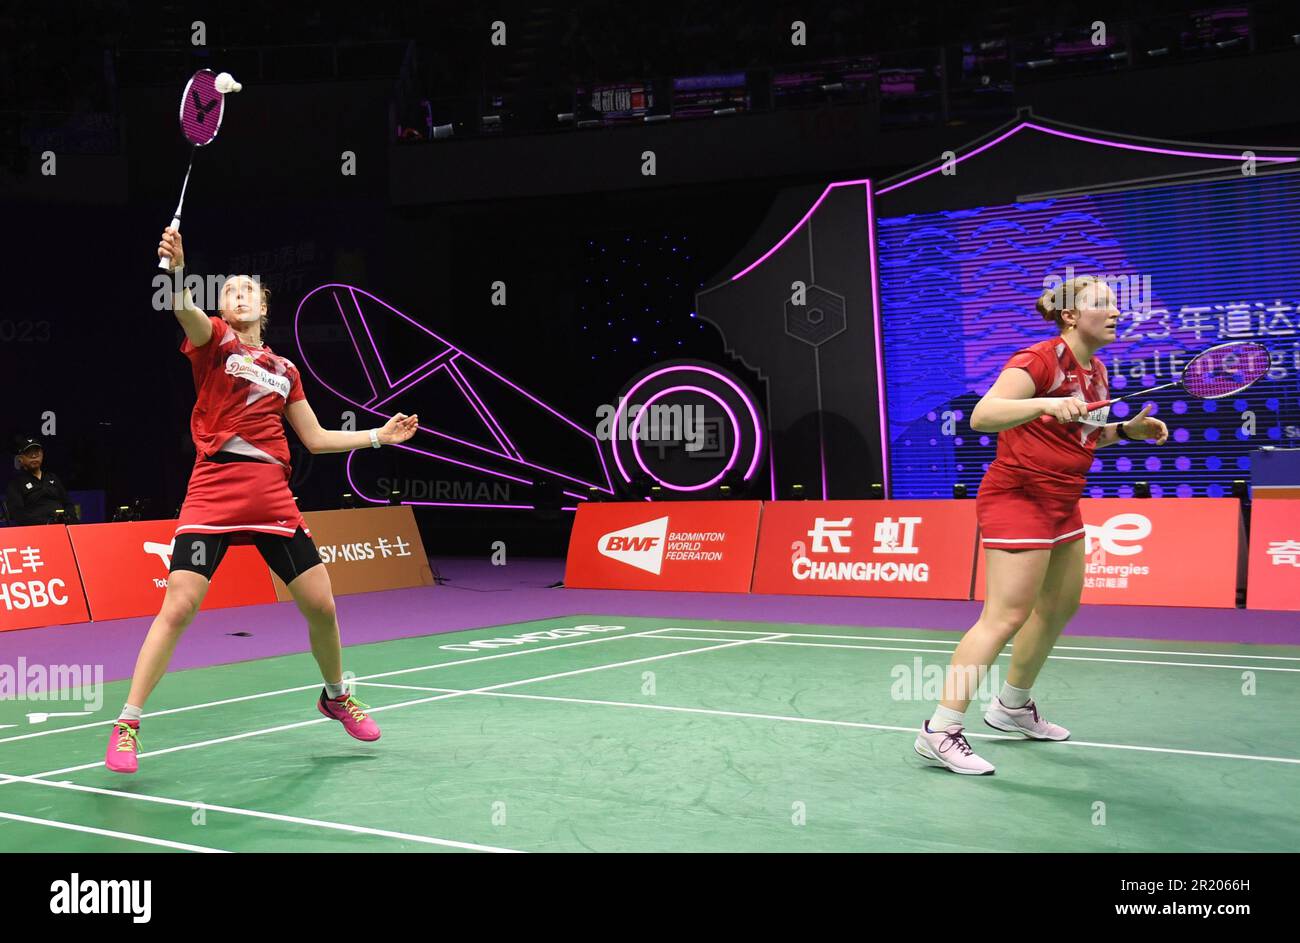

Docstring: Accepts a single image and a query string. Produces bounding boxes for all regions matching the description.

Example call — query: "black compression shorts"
[169,525,323,585]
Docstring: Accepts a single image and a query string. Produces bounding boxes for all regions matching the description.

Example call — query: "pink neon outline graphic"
[610,365,763,487]
[371,348,459,406]
[351,287,393,387]
[865,178,890,498]
[444,358,514,456]
[877,121,1297,195]
[296,284,615,500]
[448,356,521,459]
[732,124,1298,281]
[768,439,776,501]
[630,385,740,492]
[333,290,377,400]
[730,177,871,281]
[370,361,448,410]
[345,284,599,445]
[561,490,589,501]
[453,350,617,493]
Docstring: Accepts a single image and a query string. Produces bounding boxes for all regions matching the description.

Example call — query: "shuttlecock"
[215,72,242,94]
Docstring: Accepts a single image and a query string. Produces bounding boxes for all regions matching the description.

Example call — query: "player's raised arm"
[158,226,212,348]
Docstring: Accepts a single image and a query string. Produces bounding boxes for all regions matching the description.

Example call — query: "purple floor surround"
[2,556,1295,683]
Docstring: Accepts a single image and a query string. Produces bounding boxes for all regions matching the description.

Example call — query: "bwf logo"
[597,517,669,574]
[49,873,151,924]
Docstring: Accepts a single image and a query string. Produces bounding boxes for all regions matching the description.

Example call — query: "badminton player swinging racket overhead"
[915,275,1167,775]
[104,227,419,774]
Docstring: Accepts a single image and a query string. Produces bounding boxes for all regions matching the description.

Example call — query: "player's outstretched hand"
[158,227,185,270]
[1040,396,1089,424]
[379,413,419,445]
[1123,403,1168,444]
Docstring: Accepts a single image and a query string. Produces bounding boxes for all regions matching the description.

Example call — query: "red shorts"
[176,455,309,545]
[976,461,1085,552]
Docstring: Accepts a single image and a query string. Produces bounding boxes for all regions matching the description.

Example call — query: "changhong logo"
[50,874,151,924]
[0,658,104,714]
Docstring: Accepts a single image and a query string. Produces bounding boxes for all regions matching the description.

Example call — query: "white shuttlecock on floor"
[215,72,242,94]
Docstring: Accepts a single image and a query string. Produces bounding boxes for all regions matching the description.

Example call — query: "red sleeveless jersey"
[182,316,306,467]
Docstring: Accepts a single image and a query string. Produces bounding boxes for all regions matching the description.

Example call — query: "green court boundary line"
[3,621,1297,855]
[0,809,230,852]
[5,618,1295,751]
[19,630,788,781]
[649,632,1300,672]
[0,630,789,853]
[649,626,1300,660]
[348,674,1300,766]
[0,774,521,853]
[0,621,676,748]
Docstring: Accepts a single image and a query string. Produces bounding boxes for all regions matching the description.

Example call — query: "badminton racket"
[1084,340,1271,411]
[157,69,242,270]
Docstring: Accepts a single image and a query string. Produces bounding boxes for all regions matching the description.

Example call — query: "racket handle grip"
[1084,399,1114,411]
[157,217,181,270]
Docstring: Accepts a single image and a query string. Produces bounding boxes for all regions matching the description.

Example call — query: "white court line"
[7,621,1290,750]
[646,633,1300,673]
[0,809,230,852]
[0,773,520,853]
[0,625,676,747]
[650,627,1300,662]
[351,681,1300,767]
[17,633,787,783]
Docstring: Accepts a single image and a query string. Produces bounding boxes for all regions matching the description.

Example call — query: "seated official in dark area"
[5,437,80,526]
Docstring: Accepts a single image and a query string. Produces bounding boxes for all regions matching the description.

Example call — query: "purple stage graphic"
[293,284,614,510]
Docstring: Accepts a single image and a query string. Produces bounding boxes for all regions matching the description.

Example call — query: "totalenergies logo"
[1084,512,1152,559]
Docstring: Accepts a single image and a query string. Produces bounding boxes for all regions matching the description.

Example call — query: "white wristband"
[369,428,381,449]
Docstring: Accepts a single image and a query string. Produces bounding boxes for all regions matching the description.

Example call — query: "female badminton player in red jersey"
[105,227,419,774]
[915,275,1168,775]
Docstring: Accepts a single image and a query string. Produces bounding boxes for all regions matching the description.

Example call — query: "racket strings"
[1180,342,1270,399]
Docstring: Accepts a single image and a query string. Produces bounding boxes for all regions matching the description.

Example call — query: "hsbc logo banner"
[565,502,761,592]
[752,501,978,599]
[976,498,1241,608]
[0,526,90,632]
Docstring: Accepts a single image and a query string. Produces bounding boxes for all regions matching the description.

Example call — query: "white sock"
[119,703,143,723]
[324,680,346,699]
[928,705,966,732]
[1000,682,1031,709]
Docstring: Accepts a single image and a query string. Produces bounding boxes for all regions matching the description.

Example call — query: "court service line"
[0,809,230,852]
[0,773,520,853]
[643,632,1300,673]
[0,625,682,748]
[16,633,789,783]
[644,627,1300,662]
[349,681,1300,767]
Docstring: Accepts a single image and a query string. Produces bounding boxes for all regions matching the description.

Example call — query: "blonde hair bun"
[1035,288,1058,321]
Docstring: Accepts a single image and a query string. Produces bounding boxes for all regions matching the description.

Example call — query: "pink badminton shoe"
[104,720,141,774]
[318,690,381,741]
